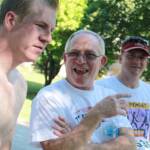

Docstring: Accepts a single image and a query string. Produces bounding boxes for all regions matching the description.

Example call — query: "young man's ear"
[4,11,18,31]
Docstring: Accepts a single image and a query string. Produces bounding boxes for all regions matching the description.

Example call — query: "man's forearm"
[40,94,131,150]
[41,105,104,150]
[41,134,136,150]
[41,129,89,150]
[85,135,136,150]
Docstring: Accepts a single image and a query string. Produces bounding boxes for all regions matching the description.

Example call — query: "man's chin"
[25,55,39,62]
[74,82,91,90]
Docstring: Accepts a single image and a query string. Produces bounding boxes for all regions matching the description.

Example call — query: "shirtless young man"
[0,0,58,149]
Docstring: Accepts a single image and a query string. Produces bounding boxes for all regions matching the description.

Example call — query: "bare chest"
[0,72,27,142]
[0,84,21,135]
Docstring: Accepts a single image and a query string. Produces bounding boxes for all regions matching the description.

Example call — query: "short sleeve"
[30,94,63,143]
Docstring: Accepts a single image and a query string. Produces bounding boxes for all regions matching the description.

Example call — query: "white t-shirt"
[30,79,131,146]
[97,76,150,149]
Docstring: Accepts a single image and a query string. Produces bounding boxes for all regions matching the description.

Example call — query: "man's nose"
[77,54,87,63]
[132,55,145,64]
[39,32,52,44]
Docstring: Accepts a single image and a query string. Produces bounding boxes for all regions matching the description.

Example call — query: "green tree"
[36,0,87,85]
[81,0,150,79]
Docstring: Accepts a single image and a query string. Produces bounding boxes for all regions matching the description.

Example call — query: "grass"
[17,65,45,124]
[18,99,32,124]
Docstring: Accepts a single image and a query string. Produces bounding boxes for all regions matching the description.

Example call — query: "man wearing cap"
[97,36,150,150]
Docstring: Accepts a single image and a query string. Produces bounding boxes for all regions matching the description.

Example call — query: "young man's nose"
[39,33,52,44]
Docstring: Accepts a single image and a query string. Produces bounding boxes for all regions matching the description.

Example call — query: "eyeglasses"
[125,53,149,61]
[65,51,101,61]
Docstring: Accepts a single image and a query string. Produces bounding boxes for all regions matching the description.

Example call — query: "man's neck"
[0,35,19,74]
[117,73,139,88]
[0,51,15,75]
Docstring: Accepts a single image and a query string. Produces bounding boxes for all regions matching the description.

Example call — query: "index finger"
[114,93,131,99]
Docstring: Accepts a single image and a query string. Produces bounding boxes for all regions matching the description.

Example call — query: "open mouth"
[130,66,141,72]
[73,68,89,75]
[131,66,141,69]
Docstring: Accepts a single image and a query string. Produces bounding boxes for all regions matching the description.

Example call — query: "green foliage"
[81,0,150,80]
[27,81,43,99]
[57,0,87,30]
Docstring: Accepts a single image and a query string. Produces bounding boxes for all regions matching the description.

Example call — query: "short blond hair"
[0,0,59,24]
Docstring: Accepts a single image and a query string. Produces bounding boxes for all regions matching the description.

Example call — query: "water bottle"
[92,115,132,143]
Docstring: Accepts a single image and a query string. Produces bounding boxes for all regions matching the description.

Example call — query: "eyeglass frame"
[64,50,102,61]
[123,51,150,61]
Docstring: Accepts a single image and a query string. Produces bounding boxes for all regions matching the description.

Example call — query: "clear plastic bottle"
[92,115,132,143]
[101,120,119,141]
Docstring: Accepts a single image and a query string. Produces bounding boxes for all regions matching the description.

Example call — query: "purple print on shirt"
[128,102,150,139]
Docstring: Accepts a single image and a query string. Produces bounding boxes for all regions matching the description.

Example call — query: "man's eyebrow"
[38,21,55,32]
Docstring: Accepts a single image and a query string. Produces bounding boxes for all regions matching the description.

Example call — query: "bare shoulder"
[8,69,27,109]
[8,69,27,90]
[0,73,12,98]
[0,69,27,98]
